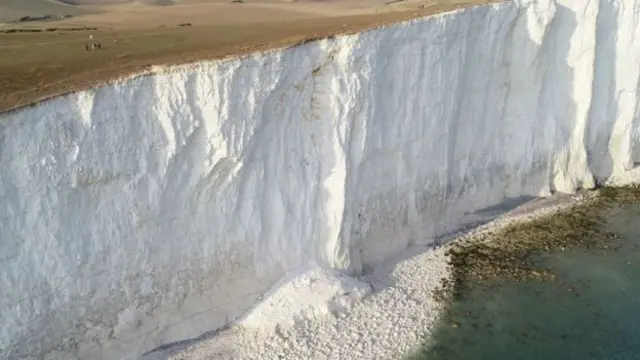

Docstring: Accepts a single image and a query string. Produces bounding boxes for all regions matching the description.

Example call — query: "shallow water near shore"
[413,204,640,360]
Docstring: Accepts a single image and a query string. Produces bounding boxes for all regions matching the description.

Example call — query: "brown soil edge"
[433,185,640,303]
[0,2,501,117]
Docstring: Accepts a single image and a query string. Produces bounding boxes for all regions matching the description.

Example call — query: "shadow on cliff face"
[540,1,579,193]
[587,0,618,183]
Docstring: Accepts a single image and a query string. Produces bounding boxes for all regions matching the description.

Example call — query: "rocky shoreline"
[436,185,640,303]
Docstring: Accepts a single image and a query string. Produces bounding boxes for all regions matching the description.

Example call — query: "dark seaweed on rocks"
[434,185,640,302]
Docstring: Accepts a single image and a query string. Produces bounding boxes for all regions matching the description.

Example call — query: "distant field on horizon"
[0,0,92,22]
[0,0,495,113]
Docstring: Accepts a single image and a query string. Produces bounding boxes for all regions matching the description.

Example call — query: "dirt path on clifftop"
[0,0,497,114]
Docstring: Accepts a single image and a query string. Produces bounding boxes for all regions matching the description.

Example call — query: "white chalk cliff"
[1,0,639,358]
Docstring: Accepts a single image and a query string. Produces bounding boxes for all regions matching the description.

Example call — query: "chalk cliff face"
[1,0,639,358]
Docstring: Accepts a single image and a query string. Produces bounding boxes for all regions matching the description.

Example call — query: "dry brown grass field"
[0,0,494,113]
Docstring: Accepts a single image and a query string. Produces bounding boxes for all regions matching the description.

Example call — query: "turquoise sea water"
[413,205,640,360]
